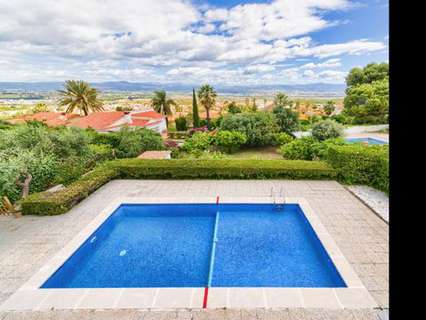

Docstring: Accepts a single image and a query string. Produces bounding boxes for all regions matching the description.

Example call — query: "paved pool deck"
[0,180,388,320]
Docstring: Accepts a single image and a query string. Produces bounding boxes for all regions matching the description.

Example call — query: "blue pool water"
[42,204,346,288]
[346,137,387,145]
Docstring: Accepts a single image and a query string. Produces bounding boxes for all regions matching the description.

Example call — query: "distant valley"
[0,81,346,97]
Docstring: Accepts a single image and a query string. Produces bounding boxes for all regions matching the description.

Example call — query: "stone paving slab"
[0,180,388,319]
[346,186,389,223]
[0,309,385,320]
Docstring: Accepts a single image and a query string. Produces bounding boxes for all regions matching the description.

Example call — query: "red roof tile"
[128,118,150,127]
[9,110,165,131]
[9,112,80,127]
[68,112,125,130]
[131,110,163,119]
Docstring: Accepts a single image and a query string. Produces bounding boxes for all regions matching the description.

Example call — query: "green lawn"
[226,146,282,160]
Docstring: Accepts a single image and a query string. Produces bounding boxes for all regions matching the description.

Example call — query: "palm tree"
[58,80,103,116]
[197,84,217,126]
[274,92,293,108]
[151,90,176,128]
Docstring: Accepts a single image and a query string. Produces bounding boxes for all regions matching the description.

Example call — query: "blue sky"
[0,0,388,84]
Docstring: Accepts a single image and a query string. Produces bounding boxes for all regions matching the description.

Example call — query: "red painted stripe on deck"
[216,196,220,204]
[203,287,209,308]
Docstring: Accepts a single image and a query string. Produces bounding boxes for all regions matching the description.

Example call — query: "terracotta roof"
[137,151,171,159]
[9,110,165,131]
[68,112,125,130]
[9,112,80,127]
[127,118,150,127]
[131,111,163,119]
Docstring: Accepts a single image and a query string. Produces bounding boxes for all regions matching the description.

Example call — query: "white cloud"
[204,0,350,41]
[244,64,276,74]
[300,58,341,69]
[0,0,387,84]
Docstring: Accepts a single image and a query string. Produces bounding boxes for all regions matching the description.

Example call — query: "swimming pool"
[2,197,376,310]
[41,203,345,288]
[346,137,387,145]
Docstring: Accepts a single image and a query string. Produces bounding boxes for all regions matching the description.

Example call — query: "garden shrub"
[115,127,164,158]
[175,117,188,131]
[168,131,188,139]
[314,138,347,160]
[21,159,337,215]
[278,137,323,160]
[326,144,389,193]
[0,150,58,203]
[188,126,208,136]
[0,120,14,130]
[0,123,53,154]
[330,114,349,124]
[49,127,92,158]
[0,124,153,209]
[219,112,278,146]
[53,158,87,186]
[273,132,294,146]
[181,132,212,153]
[87,144,115,162]
[164,140,179,148]
[272,105,299,133]
[214,130,247,153]
[311,120,344,141]
[91,131,121,148]
[209,116,224,129]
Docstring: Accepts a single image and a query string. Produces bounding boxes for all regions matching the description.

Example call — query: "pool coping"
[0,196,377,311]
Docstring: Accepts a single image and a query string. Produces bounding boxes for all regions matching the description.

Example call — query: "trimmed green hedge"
[21,159,336,215]
[21,166,120,216]
[116,159,336,180]
[326,144,389,193]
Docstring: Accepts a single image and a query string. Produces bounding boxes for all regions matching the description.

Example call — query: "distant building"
[9,110,167,135]
[8,112,79,127]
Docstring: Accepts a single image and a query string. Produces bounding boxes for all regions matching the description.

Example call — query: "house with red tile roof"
[9,110,167,134]
[9,112,80,127]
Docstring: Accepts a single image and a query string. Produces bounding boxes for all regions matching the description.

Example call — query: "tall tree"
[58,80,103,116]
[151,90,177,128]
[272,105,299,134]
[323,100,336,116]
[192,88,200,128]
[273,92,293,108]
[251,98,257,112]
[346,62,389,88]
[344,62,389,124]
[197,84,217,127]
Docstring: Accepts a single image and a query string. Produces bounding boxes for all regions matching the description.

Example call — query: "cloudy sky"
[0,0,388,85]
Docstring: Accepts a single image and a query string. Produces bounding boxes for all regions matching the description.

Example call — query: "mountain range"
[0,81,346,96]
